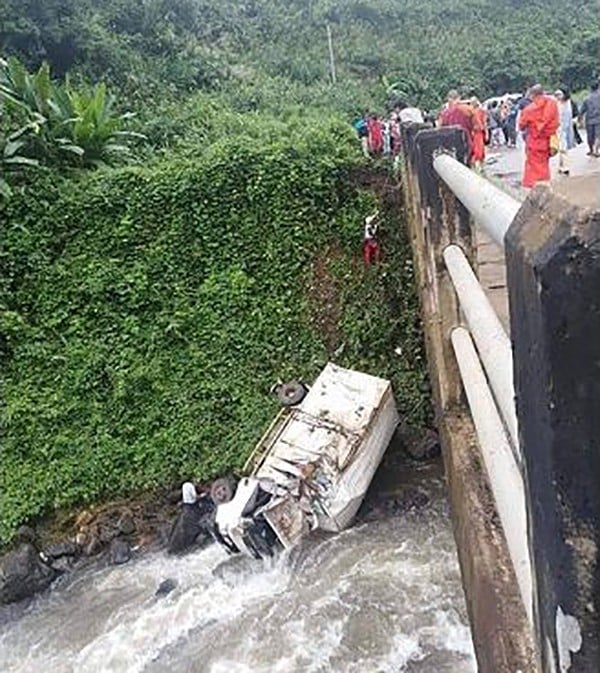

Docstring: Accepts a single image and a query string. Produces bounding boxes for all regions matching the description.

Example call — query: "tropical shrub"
[0,57,142,180]
[0,126,39,197]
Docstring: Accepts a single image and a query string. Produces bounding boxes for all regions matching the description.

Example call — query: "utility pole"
[326,23,337,85]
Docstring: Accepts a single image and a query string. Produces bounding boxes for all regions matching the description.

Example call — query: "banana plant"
[49,81,145,167]
[1,57,60,162]
[0,57,53,118]
[0,57,144,169]
[0,126,39,199]
[381,75,407,99]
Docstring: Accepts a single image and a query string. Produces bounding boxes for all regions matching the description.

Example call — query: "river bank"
[1,445,475,673]
[0,425,440,607]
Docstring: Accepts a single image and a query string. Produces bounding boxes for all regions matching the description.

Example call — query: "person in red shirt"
[367,114,383,155]
[438,90,475,159]
[518,84,560,188]
[363,212,380,267]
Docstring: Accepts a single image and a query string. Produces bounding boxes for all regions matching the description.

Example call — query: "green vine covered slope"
[1,113,426,541]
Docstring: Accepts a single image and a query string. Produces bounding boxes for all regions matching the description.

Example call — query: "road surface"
[475,133,600,333]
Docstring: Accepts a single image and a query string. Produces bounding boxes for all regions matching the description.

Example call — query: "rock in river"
[155,578,177,597]
[109,538,131,565]
[0,544,57,605]
[43,542,79,560]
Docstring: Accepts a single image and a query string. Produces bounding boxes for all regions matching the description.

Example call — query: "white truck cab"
[213,363,400,558]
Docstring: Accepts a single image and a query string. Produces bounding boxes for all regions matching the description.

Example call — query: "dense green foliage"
[0,111,426,540]
[1,0,597,107]
[1,0,596,540]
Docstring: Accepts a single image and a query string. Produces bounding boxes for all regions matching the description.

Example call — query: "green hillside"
[0,0,600,105]
[1,0,598,106]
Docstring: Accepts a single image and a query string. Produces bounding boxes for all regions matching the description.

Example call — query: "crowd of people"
[353,103,425,158]
[354,81,599,268]
[437,82,600,187]
[355,80,600,189]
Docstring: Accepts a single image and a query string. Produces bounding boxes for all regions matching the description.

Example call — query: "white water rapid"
[0,476,475,673]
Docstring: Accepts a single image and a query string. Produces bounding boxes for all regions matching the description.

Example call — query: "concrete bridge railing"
[400,123,600,673]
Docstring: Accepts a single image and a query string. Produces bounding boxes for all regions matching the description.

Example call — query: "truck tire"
[210,477,236,505]
[276,381,307,407]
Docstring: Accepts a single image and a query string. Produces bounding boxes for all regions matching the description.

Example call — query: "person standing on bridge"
[518,84,559,188]
[438,90,474,159]
[554,89,575,175]
[579,81,600,157]
[562,88,584,146]
[470,98,488,171]
[397,101,424,124]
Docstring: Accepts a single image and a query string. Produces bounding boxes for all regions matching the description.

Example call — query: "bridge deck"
[477,137,600,336]
[476,230,510,332]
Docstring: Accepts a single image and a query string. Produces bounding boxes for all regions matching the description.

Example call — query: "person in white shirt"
[397,102,424,124]
[363,212,380,266]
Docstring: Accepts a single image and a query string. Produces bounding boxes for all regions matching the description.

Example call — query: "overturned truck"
[214,363,400,559]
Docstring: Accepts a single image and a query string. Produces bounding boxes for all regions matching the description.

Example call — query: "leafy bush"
[0,127,39,197]
[0,57,143,179]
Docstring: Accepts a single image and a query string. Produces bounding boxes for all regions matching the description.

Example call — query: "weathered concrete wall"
[506,176,600,672]
[400,123,538,673]
[440,409,537,672]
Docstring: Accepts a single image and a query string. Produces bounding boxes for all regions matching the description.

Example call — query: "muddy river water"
[0,470,475,673]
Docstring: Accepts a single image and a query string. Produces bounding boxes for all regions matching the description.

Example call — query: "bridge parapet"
[507,177,600,673]
[401,123,600,673]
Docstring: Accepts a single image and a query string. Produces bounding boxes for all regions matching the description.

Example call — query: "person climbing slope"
[367,115,383,155]
[353,114,370,157]
[363,212,380,267]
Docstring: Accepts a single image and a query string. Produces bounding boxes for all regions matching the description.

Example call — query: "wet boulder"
[49,556,76,574]
[109,538,131,565]
[117,512,136,536]
[167,497,214,555]
[14,525,37,545]
[155,578,177,597]
[406,428,441,461]
[83,534,102,558]
[0,543,57,605]
[98,523,119,545]
[388,489,431,514]
[43,542,79,560]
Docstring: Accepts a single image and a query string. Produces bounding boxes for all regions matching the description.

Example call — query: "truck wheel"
[276,381,307,407]
[211,477,236,505]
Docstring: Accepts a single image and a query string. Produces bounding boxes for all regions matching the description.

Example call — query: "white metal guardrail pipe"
[443,245,520,456]
[451,326,533,627]
[433,154,521,247]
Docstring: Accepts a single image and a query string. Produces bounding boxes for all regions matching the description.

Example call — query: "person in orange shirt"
[470,98,488,170]
[518,84,560,188]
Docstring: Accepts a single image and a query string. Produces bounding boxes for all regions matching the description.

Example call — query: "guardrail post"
[399,123,432,315]
[506,176,600,672]
[411,126,472,411]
